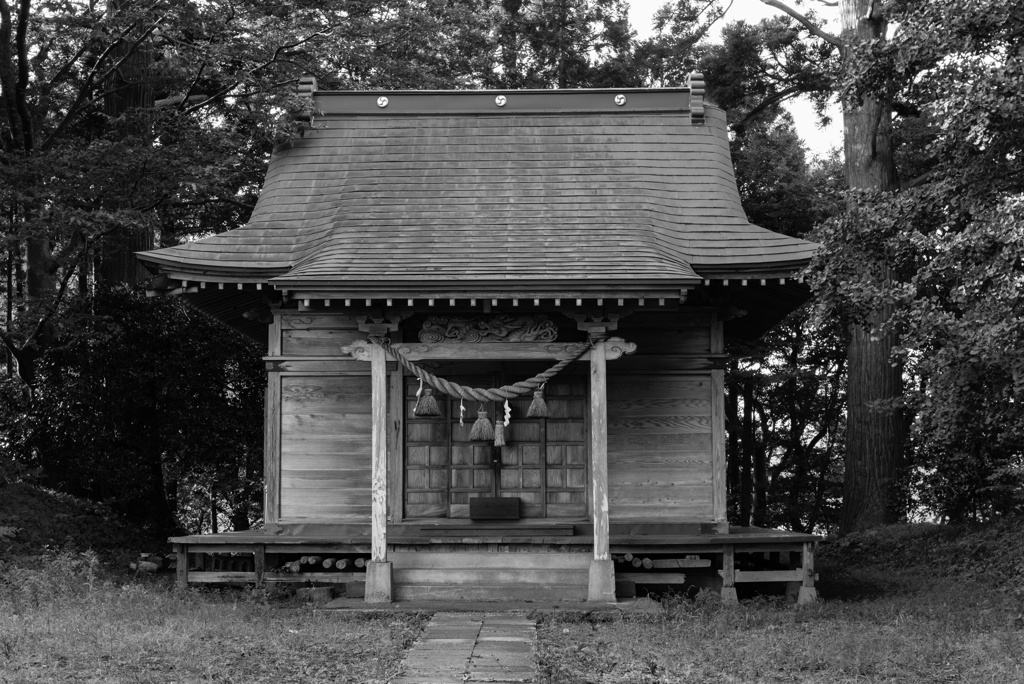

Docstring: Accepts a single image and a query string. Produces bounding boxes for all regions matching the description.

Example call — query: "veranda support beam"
[721,544,737,605]
[365,340,392,603]
[588,338,615,602]
[799,541,817,605]
[175,543,188,590]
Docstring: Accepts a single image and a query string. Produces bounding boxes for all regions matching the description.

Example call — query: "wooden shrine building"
[139,75,821,605]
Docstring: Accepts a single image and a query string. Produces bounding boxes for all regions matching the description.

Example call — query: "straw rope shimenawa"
[367,336,591,403]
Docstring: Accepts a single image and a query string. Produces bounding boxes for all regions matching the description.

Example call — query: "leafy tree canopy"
[809,0,1024,519]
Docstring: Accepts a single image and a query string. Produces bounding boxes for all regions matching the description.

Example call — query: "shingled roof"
[138,84,817,303]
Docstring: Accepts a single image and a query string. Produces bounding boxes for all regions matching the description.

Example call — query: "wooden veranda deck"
[170,522,820,604]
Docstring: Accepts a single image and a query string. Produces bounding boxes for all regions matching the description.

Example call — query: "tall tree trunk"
[98,0,155,286]
[726,379,741,520]
[210,489,218,534]
[751,399,768,527]
[499,0,524,88]
[839,0,904,534]
[5,246,12,374]
[13,233,55,384]
[740,378,754,526]
[785,336,806,531]
[557,0,567,88]
[842,311,903,531]
[98,230,154,285]
[77,249,90,296]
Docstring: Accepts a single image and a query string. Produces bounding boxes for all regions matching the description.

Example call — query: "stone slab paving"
[390,613,537,684]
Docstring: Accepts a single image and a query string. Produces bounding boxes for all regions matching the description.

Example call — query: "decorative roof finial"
[298,75,318,98]
[293,76,319,124]
[687,71,705,126]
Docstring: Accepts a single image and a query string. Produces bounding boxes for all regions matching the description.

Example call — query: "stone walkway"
[389,613,538,684]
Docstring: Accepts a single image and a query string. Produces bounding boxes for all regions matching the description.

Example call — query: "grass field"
[537,571,1023,683]
[2,486,1023,683]
[2,551,1021,683]
[0,553,425,683]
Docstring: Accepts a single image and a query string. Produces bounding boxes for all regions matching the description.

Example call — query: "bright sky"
[628,0,843,158]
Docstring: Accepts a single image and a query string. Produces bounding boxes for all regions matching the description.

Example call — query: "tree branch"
[17,242,86,358]
[177,62,206,112]
[0,0,23,151]
[246,24,343,77]
[38,16,156,151]
[180,81,236,116]
[178,24,336,118]
[49,229,84,268]
[14,0,32,151]
[733,85,804,134]
[93,20,163,88]
[169,197,256,211]
[760,0,844,51]
[45,41,91,90]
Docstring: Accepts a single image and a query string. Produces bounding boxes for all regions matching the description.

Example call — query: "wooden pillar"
[587,337,615,602]
[590,339,610,561]
[175,543,188,590]
[710,312,728,533]
[387,332,404,523]
[798,541,818,605]
[365,339,393,602]
[264,313,282,527]
[721,544,737,605]
[253,544,266,589]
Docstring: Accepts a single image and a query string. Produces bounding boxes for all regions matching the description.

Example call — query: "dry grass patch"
[0,551,426,684]
[537,575,1024,684]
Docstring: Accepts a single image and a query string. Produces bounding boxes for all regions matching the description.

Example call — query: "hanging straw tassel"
[414,386,440,417]
[526,384,548,418]
[469,407,494,441]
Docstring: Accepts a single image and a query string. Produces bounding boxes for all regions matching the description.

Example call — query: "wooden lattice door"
[403,368,588,519]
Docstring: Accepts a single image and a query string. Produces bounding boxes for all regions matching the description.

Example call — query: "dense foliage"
[1,288,264,535]
[810,0,1024,520]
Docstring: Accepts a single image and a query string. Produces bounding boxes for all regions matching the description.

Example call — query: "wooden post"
[797,541,818,605]
[253,544,266,589]
[711,368,727,533]
[388,358,404,523]
[264,373,281,526]
[587,337,615,602]
[590,338,610,561]
[175,543,188,590]
[370,341,388,562]
[264,312,282,527]
[365,339,393,602]
[710,312,728,534]
[721,544,738,605]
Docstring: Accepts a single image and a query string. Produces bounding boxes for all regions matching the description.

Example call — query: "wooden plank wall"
[274,314,373,522]
[607,313,715,521]
[266,311,721,524]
